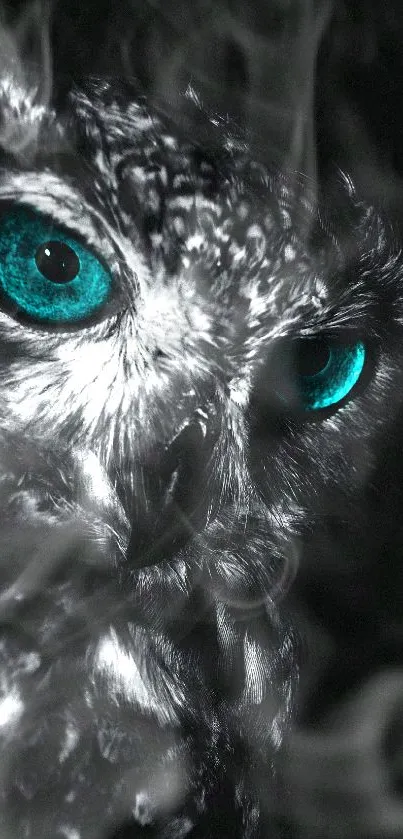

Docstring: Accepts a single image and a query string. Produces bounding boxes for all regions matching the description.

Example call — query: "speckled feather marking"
[0,76,401,839]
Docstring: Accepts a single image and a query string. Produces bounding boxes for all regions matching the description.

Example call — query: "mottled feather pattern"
[0,76,401,838]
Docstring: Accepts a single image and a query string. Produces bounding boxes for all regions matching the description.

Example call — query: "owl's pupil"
[35,241,80,284]
[297,339,331,377]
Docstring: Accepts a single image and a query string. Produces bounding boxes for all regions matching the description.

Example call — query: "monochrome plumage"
[0,71,401,839]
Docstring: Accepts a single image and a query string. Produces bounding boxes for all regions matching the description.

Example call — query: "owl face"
[0,78,400,602]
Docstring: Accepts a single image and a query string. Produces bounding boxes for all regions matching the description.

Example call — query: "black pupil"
[296,339,331,377]
[35,241,80,284]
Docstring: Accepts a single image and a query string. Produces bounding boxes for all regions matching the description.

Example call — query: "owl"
[0,69,401,839]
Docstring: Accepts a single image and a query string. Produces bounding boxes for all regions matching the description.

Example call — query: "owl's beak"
[126,409,217,570]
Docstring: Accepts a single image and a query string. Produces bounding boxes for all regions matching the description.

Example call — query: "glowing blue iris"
[0,207,112,323]
[299,341,366,411]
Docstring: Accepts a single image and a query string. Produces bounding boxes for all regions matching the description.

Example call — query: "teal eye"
[296,338,366,411]
[0,207,112,323]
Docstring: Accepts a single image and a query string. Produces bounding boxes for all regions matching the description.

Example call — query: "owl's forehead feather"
[66,82,367,275]
[69,80,304,214]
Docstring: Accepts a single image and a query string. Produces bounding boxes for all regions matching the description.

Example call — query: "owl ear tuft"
[0,1,53,159]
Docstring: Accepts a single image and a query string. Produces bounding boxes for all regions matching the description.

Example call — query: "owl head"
[0,72,399,592]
